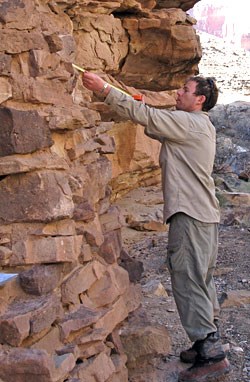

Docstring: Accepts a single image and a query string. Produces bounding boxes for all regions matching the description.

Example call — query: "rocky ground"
[115,186,250,382]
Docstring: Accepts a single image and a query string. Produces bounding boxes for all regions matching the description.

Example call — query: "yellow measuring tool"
[72,63,141,98]
[72,63,86,73]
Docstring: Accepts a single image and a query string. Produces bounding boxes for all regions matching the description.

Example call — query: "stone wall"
[0,1,201,381]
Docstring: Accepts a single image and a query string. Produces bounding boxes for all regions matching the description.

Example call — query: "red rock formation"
[0,0,201,380]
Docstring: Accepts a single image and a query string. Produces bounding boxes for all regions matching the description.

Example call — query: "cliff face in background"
[0,1,201,381]
[189,0,250,50]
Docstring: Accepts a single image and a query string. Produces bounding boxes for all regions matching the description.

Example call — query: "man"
[82,72,230,381]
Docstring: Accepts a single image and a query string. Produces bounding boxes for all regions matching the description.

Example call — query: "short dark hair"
[188,76,219,112]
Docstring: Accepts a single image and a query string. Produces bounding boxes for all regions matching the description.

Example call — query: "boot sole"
[178,358,231,382]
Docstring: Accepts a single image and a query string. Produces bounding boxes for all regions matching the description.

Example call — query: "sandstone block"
[107,354,128,382]
[11,234,82,266]
[79,218,104,247]
[94,296,129,335]
[30,294,63,335]
[119,9,201,90]
[0,348,52,382]
[69,160,112,220]
[70,351,116,382]
[19,264,63,295]
[76,327,106,346]
[11,74,74,106]
[99,206,123,233]
[0,0,38,29]
[105,121,161,197]
[61,261,106,305]
[52,353,76,381]
[47,106,101,131]
[0,151,69,177]
[120,324,172,367]
[0,348,75,382]
[0,294,62,346]
[40,219,76,236]
[74,15,128,73]
[78,243,93,263]
[77,340,106,359]
[59,305,107,341]
[0,171,74,224]
[87,265,130,308]
[85,157,112,204]
[122,283,142,314]
[0,30,47,54]
[0,308,31,346]
[31,326,63,354]
[0,112,28,159]
[98,230,122,264]
[65,128,93,161]
[73,199,95,222]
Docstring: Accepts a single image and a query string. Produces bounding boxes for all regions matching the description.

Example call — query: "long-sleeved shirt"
[105,88,220,223]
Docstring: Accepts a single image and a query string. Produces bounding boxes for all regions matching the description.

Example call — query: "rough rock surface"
[0,0,204,381]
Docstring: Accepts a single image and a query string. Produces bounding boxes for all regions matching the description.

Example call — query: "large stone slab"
[0,108,53,156]
[74,14,129,73]
[0,0,38,29]
[0,348,75,382]
[87,264,130,308]
[0,294,62,346]
[0,171,74,223]
[59,305,108,341]
[118,9,201,90]
[69,351,116,382]
[61,261,106,305]
[0,30,47,54]
[11,234,82,266]
[120,324,172,368]
[0,151,69,176]
[19,265,63,295]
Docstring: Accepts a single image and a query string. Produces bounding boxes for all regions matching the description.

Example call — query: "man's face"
[176,80,203,112]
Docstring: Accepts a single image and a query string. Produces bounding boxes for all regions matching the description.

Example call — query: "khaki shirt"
[105,88,220,223]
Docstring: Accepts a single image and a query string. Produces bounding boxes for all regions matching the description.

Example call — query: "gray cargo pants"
[167,212,220,342]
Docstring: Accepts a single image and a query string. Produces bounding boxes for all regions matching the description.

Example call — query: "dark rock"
[19,265,62,295]
[0,108,53,157]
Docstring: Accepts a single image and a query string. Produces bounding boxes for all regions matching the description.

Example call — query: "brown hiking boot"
[180,343,198,363]
[180,320,220,363]
[178,357,231,381]
[179,331,230,381]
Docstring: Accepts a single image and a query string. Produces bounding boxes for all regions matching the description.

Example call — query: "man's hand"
[82,72,111,96]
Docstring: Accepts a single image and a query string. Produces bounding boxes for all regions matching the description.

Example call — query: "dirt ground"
[117,188,250,382]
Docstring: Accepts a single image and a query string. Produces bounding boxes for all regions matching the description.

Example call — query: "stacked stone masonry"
[0,0,201,381]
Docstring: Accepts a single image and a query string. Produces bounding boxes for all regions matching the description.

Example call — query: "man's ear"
[197,94,206,106]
